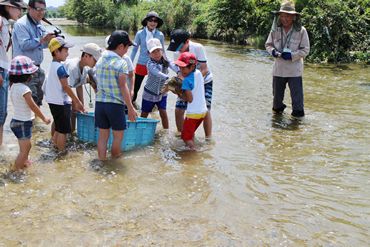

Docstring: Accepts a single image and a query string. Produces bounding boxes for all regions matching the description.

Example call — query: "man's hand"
[40,32,56,44]
[272,49,281,58]
[0,73,3,86]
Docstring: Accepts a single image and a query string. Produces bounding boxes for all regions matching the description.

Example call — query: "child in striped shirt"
[141,38,177,129]
[8,56,51,178]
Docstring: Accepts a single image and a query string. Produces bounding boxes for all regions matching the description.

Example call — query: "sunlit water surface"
[0,25,369,246]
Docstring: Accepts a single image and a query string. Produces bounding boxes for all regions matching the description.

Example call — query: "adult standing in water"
[265,0,310,117]
[0,0,27,146]
[130,11,165,107]
[12,0,55,107]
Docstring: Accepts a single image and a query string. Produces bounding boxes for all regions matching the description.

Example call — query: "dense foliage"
[58,0,370,63]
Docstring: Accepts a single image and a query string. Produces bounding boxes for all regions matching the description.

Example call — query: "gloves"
[281,52,292,60]
[272,49,278,57]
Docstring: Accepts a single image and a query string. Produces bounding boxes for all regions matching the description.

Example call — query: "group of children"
[6,29,212,176]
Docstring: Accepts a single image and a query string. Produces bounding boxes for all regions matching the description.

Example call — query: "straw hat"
[272,0,300,15]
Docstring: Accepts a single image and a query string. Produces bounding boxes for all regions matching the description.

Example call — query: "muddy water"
[0,25,369,246]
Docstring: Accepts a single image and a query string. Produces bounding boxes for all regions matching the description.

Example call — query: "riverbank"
[44,19,80,26]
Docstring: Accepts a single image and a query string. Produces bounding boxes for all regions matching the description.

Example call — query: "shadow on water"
[270,113,302,131]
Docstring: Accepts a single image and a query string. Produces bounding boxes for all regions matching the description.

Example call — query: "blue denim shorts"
[10,119,33,140]
[95,102,127,131]
[0,68,9,127]
[141,96,167,113]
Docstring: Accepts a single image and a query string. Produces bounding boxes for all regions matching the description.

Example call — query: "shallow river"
[0,25,369,246]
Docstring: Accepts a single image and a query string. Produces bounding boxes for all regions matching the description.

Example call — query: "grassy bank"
[58,0,370,63]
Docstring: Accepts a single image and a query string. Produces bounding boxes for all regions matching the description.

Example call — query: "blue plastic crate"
[76,112,159,150]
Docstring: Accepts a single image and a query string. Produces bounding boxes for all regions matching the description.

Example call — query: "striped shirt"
[144,56,177,96]
[95,51,128,104]
[10,83,34,121]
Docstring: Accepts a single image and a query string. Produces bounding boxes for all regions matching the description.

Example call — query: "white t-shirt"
[62,57,88,88]
[0,18,11,71]
[173,41,213,84]
[122,54,134,91]
[181,69,207,115]
[43,61,71,105]
[10,83,34,121]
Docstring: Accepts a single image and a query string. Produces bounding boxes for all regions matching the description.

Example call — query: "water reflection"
[271,114,301,130]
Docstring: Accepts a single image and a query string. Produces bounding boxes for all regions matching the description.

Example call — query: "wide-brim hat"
[0,0,27,9]
[9,55,38,75]
[141,11,164,29]
[272,0,300,15]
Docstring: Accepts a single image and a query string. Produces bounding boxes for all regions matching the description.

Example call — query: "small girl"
[0,0,26,146]
[8,56,51,176]
[141,38,178,129]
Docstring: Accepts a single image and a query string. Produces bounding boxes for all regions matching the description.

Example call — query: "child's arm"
[167,57,179,74]
[76,85,84,103]
[176,89,193,103]
[24,92,51,124]
[199,62,208,77]
[118,73,138,122]
[147,61,169,80]
[128,70,135,100]
[61,77,88,113]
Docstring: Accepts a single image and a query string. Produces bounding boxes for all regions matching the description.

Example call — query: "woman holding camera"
[265,0,310,117]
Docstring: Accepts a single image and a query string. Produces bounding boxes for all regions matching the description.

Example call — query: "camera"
[42,18,64,38]
[53,28,64,38]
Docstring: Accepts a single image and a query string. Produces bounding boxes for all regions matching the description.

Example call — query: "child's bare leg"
[0,125,3,146]
[51,121,55,138]
[140,111,149,118]
[97,128,110,160]
[53,130,58,146]
[56,132,67,151]
[175,108,185,133]
[111,130,124,158]
[159,109,169,129]
[14,139,32,171]
[184,140,197,150]
[71,111,77,133]
[71,102,77,133]
[203,110,212,138]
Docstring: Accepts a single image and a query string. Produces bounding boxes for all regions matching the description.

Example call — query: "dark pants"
[133,73,145,102]
[273,76,304,112]
[26,67,45,106]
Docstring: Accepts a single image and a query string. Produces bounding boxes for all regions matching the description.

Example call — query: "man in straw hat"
[265,0,310,117]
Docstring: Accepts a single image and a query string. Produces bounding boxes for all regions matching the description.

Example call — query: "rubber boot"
[292,109,305,117]
[272,104,286,114]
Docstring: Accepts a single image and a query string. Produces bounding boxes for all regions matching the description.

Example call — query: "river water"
[0,25,369,246]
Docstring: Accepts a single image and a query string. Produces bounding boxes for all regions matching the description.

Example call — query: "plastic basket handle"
[137,123,147,129]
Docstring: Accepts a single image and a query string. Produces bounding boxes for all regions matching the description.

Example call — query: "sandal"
[24,160,33,167]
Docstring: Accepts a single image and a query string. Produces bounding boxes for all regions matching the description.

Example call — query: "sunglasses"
[33,7,46,12]
[147,18,159,23]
